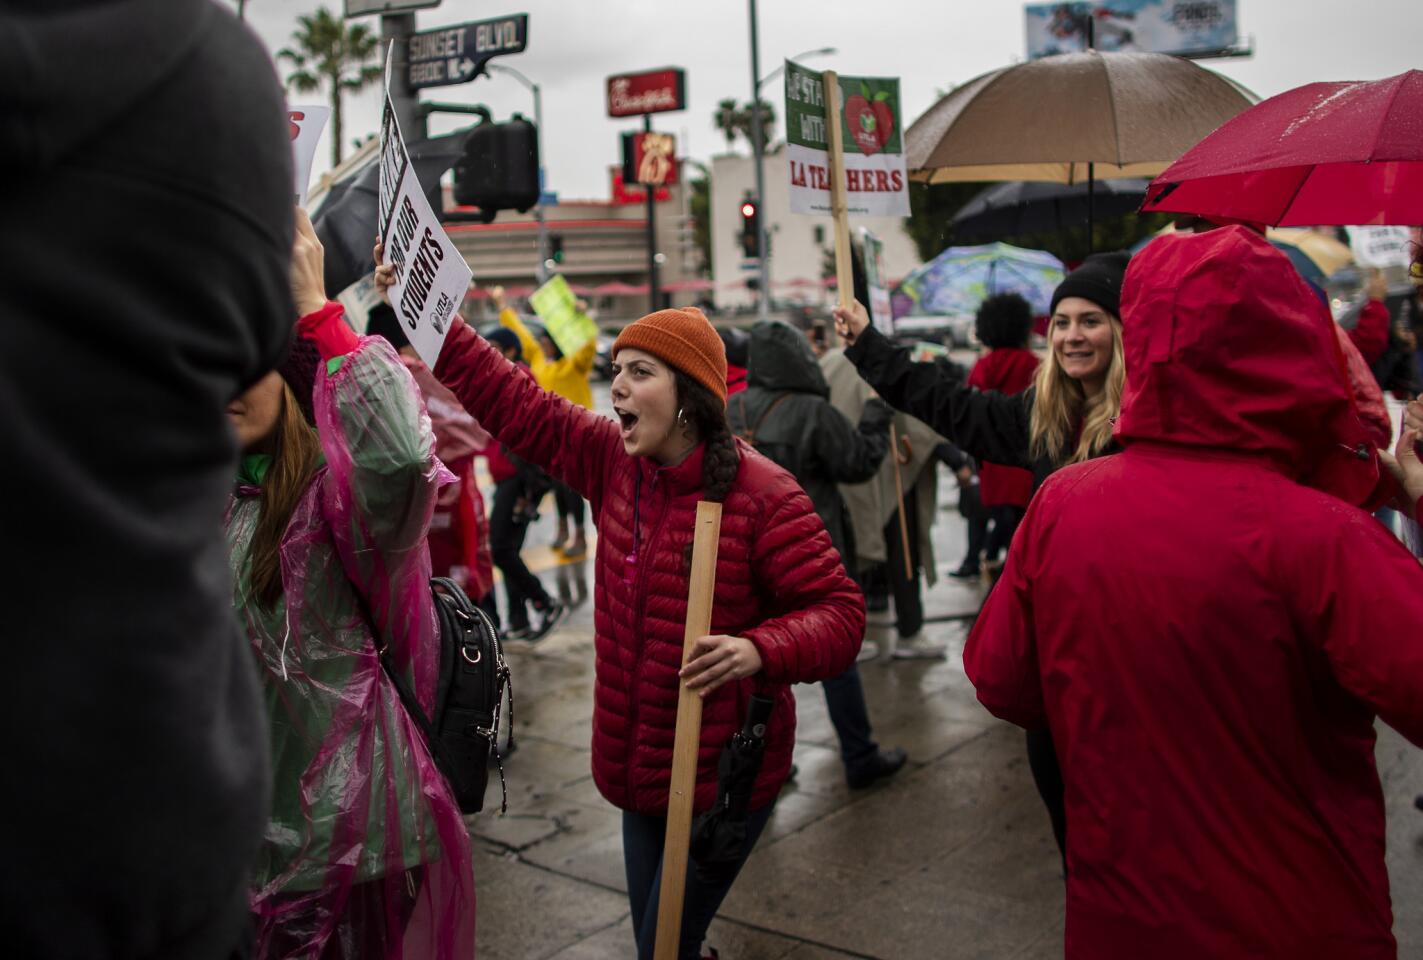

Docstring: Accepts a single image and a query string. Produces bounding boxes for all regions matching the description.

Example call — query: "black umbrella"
[950,178,1150,242]
[688,693,774,884]
[312,130,471,296]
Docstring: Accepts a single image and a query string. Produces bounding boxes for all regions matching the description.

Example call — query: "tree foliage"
[278,6,383,168]
[711,98,778,152]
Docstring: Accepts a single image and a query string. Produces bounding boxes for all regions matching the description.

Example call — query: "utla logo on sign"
[606,67,687,118]
[784,60,908,218]
[407,14,529,90]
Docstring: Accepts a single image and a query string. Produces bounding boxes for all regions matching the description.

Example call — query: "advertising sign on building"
[606,68,687,118]
[1025,1,1239,60]
[378,55,472,366]
[288,105,330,206]
[621,132,680,186]
[784,60,909,218]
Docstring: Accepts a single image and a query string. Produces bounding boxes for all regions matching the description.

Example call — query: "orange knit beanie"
[612,306,728,406]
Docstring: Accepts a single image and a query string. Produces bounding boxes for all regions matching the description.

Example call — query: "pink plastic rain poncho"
[225,335,475,959]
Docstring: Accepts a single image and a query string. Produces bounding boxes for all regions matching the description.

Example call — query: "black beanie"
[277,335,322,424]
[1050,251,1131,320]
[485,326,523,363]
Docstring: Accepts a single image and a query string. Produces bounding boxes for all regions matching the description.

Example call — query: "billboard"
[621,132,679,186]
[1025,1,1239,60]
[606,68,687,118]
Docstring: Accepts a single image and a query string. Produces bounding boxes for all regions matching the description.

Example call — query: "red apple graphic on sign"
[845,83,893,156]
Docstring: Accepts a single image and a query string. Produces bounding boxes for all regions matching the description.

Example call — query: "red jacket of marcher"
[965,227,1423,960]
[1349,298,1392,366]
[481,361,538,483]
[1337,321,1394,450]
[966,347,1039,507]
[435,320,864,815]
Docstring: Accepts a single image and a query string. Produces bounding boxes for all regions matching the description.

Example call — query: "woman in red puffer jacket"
[400,269,863,957]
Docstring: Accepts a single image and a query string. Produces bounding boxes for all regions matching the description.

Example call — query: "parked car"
[892,314,977,349]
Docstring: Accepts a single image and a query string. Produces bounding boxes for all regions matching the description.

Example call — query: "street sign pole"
[645,114,660,315]
[381,13,423,138]
[534,82,549,282]
[748,0,770,321]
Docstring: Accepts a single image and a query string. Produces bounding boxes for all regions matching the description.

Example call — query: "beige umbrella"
[908,51,1256,185]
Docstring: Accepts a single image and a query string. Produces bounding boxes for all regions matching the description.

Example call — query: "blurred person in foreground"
[966,226,1422,959]
[0,2,294,956]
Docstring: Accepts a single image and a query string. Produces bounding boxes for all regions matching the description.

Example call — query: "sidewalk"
[466,480,1423,959]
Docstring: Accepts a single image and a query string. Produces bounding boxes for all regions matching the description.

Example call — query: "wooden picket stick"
[825,70,912,582]
[888,424,914,581]
[653,500,724,960]
[824,71,855,314]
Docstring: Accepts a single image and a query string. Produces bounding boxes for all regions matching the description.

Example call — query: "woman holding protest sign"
[834,252,1131,865]
[492,284,598,560]
[378,248,864,960]
[226,211,474,959]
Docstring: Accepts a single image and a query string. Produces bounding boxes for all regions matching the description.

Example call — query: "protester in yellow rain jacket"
[492,285,596,556]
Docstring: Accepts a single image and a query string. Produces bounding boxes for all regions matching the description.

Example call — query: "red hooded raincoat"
[965,227,1423,959]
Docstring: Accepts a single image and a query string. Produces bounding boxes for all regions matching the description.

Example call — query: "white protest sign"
[860,227,894,335]
[1348,226,1414,270]
[784,61,910,218]
[288,105,330,206]
[378,52,471,367]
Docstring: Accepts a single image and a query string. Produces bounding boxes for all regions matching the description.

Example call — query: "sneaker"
[947,563,980,580]
[503,624,530,643]
[891,631,947,660]
[856,639,881,663]
[523,600,567,643]
[846,747,908,789]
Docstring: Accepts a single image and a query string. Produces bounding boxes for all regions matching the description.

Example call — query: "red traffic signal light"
[740,201,757,219]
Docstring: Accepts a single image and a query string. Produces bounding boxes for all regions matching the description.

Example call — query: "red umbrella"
[1143,70,1423,226]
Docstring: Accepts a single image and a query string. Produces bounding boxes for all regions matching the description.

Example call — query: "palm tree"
[278,7,383,168]
[713,98,741,152]
[737,99,777,150]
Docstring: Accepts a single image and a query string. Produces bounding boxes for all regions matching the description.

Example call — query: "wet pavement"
[466,444,1423,959]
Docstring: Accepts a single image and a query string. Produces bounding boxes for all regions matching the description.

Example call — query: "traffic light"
[549,235,564,264]
[739,197,760,259]
[453,113,540,222]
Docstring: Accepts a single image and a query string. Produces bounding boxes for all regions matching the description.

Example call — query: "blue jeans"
[622,805,774,959]
[823,665,878,771]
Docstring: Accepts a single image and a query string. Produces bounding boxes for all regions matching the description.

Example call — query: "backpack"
[375,577,514,815]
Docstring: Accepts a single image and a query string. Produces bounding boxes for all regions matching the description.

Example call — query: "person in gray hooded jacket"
[729,320,907,788]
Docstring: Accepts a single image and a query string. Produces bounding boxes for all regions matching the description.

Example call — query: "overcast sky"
[234,0,1418,200]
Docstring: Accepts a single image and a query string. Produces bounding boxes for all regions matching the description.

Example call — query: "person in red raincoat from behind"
[965,225,1423,960]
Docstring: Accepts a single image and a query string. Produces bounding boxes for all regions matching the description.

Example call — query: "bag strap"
[737,391,794,445]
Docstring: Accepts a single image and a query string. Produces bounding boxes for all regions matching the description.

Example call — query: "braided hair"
[673,369,739,502]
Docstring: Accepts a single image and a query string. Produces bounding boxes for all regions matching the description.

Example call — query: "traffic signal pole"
[380,13,423,139]
[748,0,770,321]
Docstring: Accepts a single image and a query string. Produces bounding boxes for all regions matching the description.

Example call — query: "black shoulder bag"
[372,577,514,815]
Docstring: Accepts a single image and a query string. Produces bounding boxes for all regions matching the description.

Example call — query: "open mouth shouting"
[614,405,640,440]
